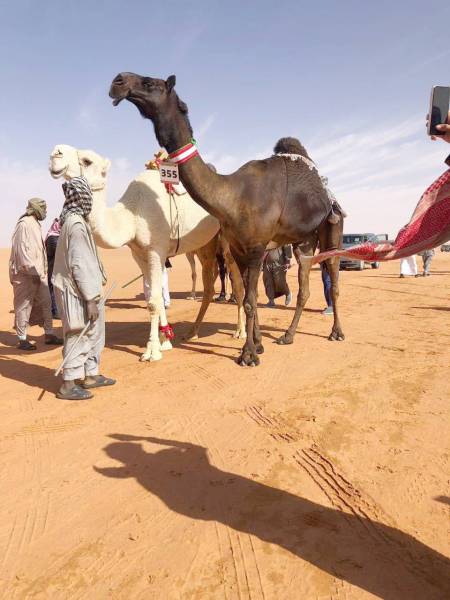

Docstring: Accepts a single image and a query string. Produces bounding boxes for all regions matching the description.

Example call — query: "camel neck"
[87,184,132,249]
[152,112,230,221]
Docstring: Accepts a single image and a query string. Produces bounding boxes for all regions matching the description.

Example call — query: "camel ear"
[166,75,176,92]
[102,158,111,177]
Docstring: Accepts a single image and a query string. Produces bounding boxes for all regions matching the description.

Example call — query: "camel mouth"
[50,165,68,178]
[109,86,129,107]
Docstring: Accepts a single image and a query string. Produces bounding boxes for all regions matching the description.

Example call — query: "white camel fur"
[49,144,245,361]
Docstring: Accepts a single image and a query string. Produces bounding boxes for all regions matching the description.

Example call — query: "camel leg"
[215,251,227,301]
[235,248,265,367]
[141,249,166,362]
[185,237,219,340]
[131,249,172,357]
[222,240,246,339]
[277,237,317,345]
[186,252,197,300]
[319,222,345,341]
[158,300,173,351]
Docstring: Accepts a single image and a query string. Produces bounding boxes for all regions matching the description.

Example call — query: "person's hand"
[86,299,99,322]
[429,110,450,143]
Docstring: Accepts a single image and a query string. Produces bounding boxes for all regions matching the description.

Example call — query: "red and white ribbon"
[168,141,199,165]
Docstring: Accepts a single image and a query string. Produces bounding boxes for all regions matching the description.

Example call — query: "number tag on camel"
[159,162,179,185]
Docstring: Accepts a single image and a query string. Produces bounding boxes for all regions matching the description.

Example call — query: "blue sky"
[1,0,450,244]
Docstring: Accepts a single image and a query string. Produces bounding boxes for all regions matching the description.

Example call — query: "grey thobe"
[9,215,53,338]
[52,214,106,381]
[419,249,435,274]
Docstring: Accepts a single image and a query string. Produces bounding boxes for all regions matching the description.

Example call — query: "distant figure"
[418,248,435,276]
[45,218,61,318]
[263,246,292,307]
[321,263,334,315]
[399,255,418,277]
[53,176,115,400]
[9,198,62,351]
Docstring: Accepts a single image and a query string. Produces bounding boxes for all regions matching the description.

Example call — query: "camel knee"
[244,301,254,318]
[297,290,310,306]
[147,296,162,317]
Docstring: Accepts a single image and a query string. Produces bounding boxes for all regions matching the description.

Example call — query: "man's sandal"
[18,340,37,351]
[56,385,93,400]
[45,334,63,345]
[78,375,116,389]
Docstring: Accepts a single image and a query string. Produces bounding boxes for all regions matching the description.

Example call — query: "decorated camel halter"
[167,139,199,165]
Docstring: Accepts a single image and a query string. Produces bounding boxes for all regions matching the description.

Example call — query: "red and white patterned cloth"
[314,169,450,264]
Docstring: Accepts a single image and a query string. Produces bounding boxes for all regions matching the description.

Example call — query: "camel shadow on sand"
[105,318,328,362]
[95,435,450,600]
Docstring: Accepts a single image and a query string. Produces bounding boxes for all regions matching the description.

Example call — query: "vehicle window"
[343,235,363,244]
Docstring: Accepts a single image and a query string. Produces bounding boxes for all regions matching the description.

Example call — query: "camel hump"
[273,137,309,159]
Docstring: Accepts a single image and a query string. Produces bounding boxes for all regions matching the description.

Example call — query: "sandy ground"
[0,246,449,600]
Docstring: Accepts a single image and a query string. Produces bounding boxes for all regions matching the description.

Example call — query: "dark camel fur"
[109,73,344,366]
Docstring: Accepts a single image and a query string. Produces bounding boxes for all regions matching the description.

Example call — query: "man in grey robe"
[417,248,435,276]
[52,176,115,400]
[9,198,62,350]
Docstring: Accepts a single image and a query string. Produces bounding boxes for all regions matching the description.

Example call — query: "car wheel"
[371,262,380,269]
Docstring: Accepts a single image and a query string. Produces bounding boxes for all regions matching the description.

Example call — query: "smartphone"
[428,86,450,136]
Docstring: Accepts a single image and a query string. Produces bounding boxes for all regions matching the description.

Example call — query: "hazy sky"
[1,0,449,245]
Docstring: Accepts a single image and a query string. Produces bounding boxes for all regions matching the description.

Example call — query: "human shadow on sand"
[0,355,58,393]
[0,330,62,356]
[95,435,450,600]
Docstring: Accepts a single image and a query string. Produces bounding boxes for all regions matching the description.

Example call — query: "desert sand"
[0,246,449,600]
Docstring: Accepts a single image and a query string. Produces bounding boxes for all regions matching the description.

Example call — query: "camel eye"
[82,158,93,167]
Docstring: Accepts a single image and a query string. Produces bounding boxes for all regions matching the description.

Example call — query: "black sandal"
[18,340,37,351]
[56,385,93,400]
[79,375,116,389]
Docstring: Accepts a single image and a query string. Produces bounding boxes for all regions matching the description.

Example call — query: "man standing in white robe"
[9,198,62,350]
[52,177,116,400]
[399,255,418,277]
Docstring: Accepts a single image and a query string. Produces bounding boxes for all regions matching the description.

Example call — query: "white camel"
[48,144,245,362]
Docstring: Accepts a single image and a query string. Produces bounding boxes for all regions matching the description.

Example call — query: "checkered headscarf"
[59,176,93,225]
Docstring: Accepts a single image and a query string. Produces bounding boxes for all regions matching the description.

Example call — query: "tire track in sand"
[294,445,448,592]
[243,404,449,597]
[245,405,296,444]
[1,420,52,600]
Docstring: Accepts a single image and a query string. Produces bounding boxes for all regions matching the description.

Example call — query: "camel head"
[109,72,179,117]
[109,72,193,148]
[49,144,111,191]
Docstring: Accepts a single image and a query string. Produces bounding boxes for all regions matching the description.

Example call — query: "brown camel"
[109,73,344,366]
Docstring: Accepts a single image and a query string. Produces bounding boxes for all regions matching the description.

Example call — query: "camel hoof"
[233,330,247,340]
[160,340,173,351]
[140,351,162,362]
[276,333,294,345]
[328,330,345,342]
[237,349,260,367]
[184,331,198,341]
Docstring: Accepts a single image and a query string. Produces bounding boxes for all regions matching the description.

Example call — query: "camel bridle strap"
[168,140,199,165]
[168,190,181,255]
